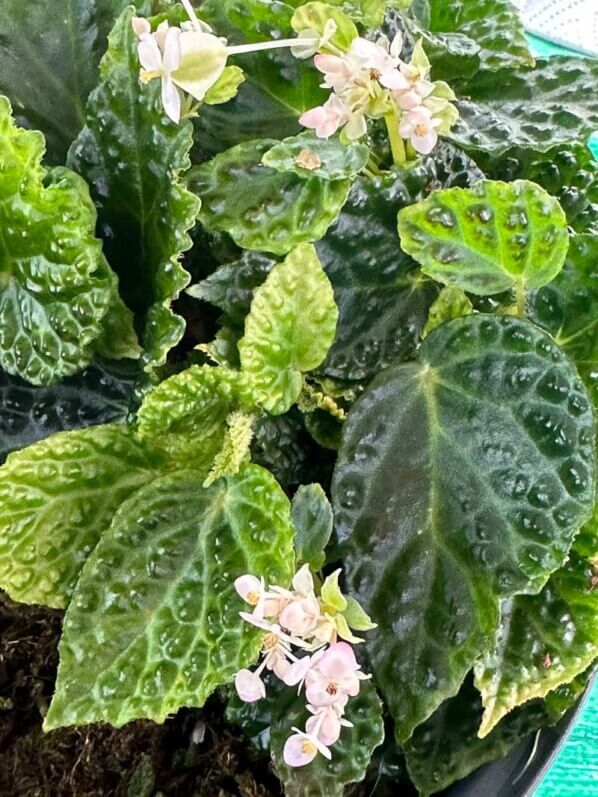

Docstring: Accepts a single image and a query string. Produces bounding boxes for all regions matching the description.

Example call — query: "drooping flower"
[305,642,367,707]
[234,574,286,618]
[136,23,184,123]
[234,668,267,703]
[398,106,442,154]
[305,704,353,746]
[299,94,352,139]
[283,727,332,767]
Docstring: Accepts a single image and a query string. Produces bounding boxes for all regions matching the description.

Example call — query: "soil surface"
[0,591,283,797]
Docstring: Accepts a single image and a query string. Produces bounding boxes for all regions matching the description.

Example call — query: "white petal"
[234,574,263,603]
[343,112,367,141]
[162,26,182,73]
[292,564,315,595]
[132,17,151,38]
[234,669,266,702]
[138,36,163,73]
[390,32,404,59]
[161,77,181,123]
[172,31,228,102]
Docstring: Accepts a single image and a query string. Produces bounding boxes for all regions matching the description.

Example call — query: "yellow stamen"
[301,740,317,754]
[263,632,278,650]
[247,590,260,606]
[140,69,160,84]
[414,122,428,136]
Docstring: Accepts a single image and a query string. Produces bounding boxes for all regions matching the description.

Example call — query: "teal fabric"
[527,31,598,797]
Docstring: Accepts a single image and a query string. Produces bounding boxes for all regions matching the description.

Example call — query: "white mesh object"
[515,0,598,56]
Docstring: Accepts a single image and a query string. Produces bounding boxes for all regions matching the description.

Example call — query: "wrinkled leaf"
[0,361,137,463]
[95,296,142,361]
[0,97,118,385]
[404,672,589,797]
[239,244,338,414]
[262,132,369,181]
[474,541,598,737]
[44,464,295,729]
[251,410,317,488]
[0,0,134,163]
[0,423,165,609]
[423,286,473,337]
[333,314,595,740]
[399,180,569,295]
[189,139,351,256]
[451,58,598,157]
[68,7,200,370]
[292,483,334,570]
[204,65,245,106]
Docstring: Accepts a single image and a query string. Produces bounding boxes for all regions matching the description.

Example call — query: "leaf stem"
[515,280,526,316]
[384,111,406,166]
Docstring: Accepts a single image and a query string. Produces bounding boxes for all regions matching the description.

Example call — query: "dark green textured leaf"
[44,464,295,729]
[0,362,137,463]
[239,244,338,414]
[197,0,326,153]
[0,423,165,609]
[251,410,316,487]
[271,679,385,796]
[451,58,598,157]
[399,180,569,295]
[404,672,587,797]
[292,483,334,570]
[189,140,350,256]
[474,541,598,737]
[333,314,595,740]
[0,0,134,163]
[68,7,200,370]
[262,132,369,181]
[0,98,118,385]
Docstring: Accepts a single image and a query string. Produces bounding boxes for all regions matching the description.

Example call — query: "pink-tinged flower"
[399,106,441,154]
[299,94,351,139]
[314,52,362,91]
[239,612,312,650]
[266,648,292,680]
[348,33,407,90]
[234,668,266,702]
[394,78,434,111]
[306,705,353,746]
[283,727,332,767]
[279,594,321,637]
[283,649,325,689]
[305,642,366,707]
[234,574,283,618]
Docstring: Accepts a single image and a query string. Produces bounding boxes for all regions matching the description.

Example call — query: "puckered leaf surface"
[239,244,338,414]
[262,132,369,181]
[398,180,569,296]
[0,423,165,609]
[333,314,595,741]
[44,464,295,729]
[189,140,350,256]
[292,483,334,570]
[0,97,118,385]
[68,7,200,370]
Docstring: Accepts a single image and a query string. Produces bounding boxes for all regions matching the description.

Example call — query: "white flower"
[314,52,362,91]
[305,642,367,708]
[279,594,321,636]
[283,727,332,767]
[282,649,325,690]
[348,33,407,90]
[299,94,352,139]
[398,106,442,154]
[234,668,266,702]
[234,574,286,618]
[393,77,434,111]
[306,704,353,746]
[136,23,183,123]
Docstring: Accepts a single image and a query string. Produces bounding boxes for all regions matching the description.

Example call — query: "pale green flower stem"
[384,110,407,166]
[227,38,319,56]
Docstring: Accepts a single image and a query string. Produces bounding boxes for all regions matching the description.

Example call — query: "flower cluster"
[233,565,375,767]
[298,32,458,157]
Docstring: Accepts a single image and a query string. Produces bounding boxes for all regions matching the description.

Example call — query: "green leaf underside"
[68,7,200,370]
[197,0,326,153]
[239,244,338,414]
[0,0,133,163]
[271,679,385,797]
[333,314,595,741]
[189,140,350,256]
[427,0,533,71]
[474,542,598,737]
[398,180,569,296]
[0,362,137,463]
[404,672,589,797]
[292,483,334,570]
[451,57,598,156]
[423,286,473,337]
[44,464,295,730]
[0,97,117,385]
[262,132,369,181]
[0,423,165,609]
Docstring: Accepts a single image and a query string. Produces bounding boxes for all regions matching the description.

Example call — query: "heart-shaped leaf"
[0,423,165,609]
[262,132,369,181]
[0,98,119,385]
[44,464,295,729]
[239,244,338,414]
[189,139,351,256]
[398,180,569,295]
[0,362,137,463]
[333,314,595,740]
[68,7,200,371]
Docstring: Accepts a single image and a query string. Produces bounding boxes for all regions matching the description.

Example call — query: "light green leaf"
[474,540,598,738]
[291,2,359,52]
[203,65,245,106]
[271,679,385,796]
[137,365,253,471]
[262,132,369,181]
[398,180,569,296]
[204,410,256,487]
[44,464,295,729]
[0,97,117,385]
[321,569,348,611]
[0,423,165,609]
[451,57,598,157]
[423,286,474,337]
[404,672,589,797]
[343,596,376,631]
[0,0,135,163]
[68,7,200,371]
[292,483,334,570]
[239,244,338,414]
[95,296,142,361]
[328,0,409,27]
[189,139,351,256]
[333,314,595,741]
